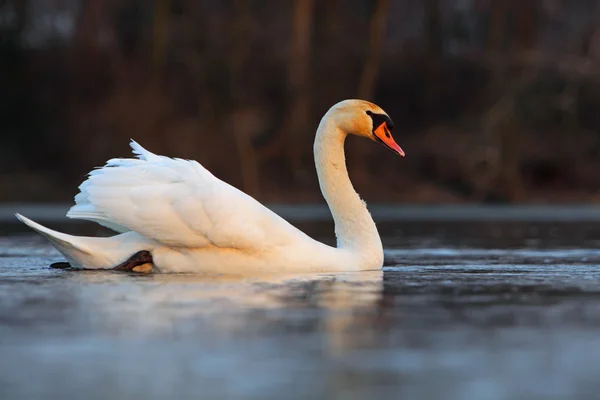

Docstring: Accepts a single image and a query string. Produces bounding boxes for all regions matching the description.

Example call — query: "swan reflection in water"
[66,269,385,354]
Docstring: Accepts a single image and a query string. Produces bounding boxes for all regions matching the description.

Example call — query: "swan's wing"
[66,140,301,249]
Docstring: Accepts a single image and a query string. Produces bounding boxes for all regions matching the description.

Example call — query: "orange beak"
[374,123,405,157]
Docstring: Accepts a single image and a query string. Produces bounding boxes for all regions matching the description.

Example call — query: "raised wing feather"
[67,140,300,249]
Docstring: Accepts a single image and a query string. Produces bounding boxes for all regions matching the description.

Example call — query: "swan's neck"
[314,116,383,262]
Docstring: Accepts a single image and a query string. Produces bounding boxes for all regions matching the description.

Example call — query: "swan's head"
[330,99,405,157]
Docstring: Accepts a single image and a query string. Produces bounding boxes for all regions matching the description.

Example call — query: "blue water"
[1,218,600,399]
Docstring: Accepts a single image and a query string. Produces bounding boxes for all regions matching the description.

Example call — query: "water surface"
[1,214,600,399]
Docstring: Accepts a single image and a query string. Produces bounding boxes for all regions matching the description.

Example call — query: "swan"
[16,99,404,273]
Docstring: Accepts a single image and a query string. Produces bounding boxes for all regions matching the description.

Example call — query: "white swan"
[16,99,404,273]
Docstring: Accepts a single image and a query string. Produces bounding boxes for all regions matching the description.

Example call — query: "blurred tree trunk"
[153,0,170,70]
[475,0,531,202]
[187,2,218,132]
[512,0,536,51]
[314,0,344,101]
[0,0,29,169]
[424,0,442,114]
[468,0,508,201]
[163,1,220,165]
[69,0,108,164]
[280,0,315,183]
[499,0,537,201]
[488,0,509,53]
[227,0,262,196]
[357,0,389,100]
[425,0,442,55]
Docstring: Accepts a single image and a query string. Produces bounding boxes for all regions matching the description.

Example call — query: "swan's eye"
[367,112,394,133]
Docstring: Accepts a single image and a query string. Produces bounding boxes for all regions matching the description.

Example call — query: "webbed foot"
[50,262,71,269]
[112,250,153,272]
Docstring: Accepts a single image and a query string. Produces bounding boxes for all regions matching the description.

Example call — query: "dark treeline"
[1,0,600,203]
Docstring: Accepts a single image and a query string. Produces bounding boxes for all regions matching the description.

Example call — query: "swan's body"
[17,99,404,273]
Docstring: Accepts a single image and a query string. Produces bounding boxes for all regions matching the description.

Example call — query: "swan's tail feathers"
[15,213,91,268]
[15,214,152,270]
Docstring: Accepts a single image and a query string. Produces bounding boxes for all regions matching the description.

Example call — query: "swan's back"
[67,140,306,250]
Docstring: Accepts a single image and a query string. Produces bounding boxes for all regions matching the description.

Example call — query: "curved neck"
[313,114,383,260]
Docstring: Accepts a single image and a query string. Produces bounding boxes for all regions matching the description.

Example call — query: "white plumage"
[16,99,404,273]
[68,139,300,249]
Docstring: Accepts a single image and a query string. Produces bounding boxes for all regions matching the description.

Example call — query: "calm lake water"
[2,207,600,399]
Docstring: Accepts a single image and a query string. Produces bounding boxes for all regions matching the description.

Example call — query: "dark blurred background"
[1,0,600,204]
